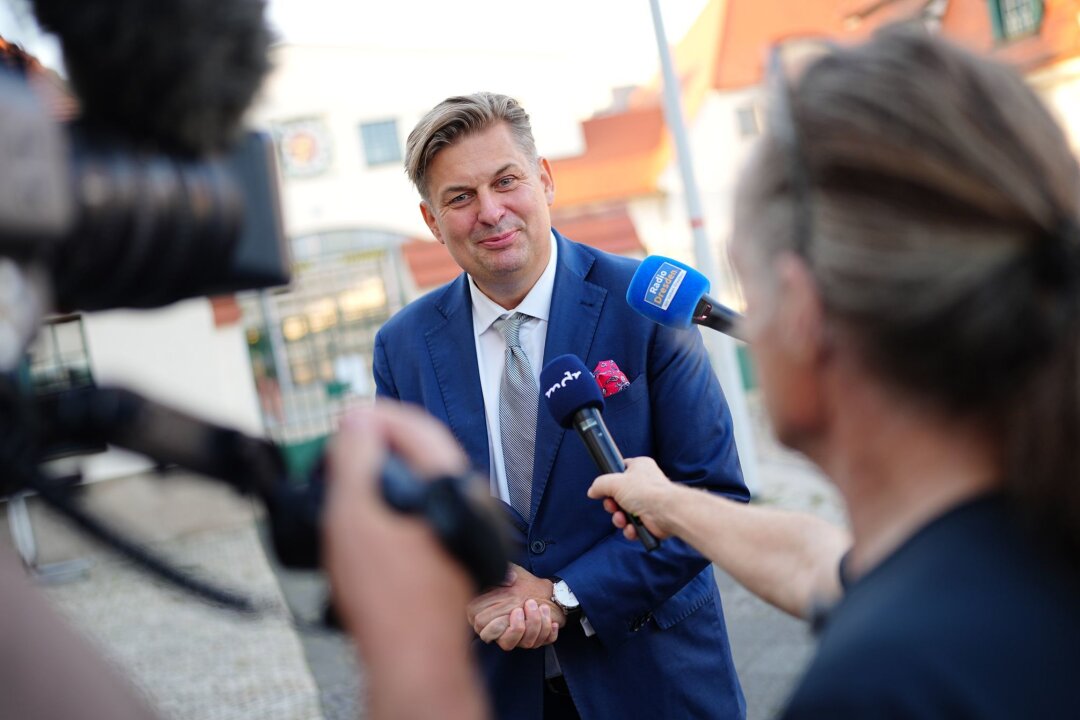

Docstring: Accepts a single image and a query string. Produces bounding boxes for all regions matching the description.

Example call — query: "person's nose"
[476,189,506,227]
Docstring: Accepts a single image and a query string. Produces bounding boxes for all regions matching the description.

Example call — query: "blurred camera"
[0,68,288,318]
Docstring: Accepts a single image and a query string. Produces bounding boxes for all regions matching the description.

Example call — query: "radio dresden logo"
[644,263,686,311]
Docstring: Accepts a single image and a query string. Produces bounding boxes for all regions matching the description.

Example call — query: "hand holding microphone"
[540,355,660,551]
[588,457,676,543]
[626,256,745,340]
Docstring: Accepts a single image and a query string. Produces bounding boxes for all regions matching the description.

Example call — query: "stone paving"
[0,476,325,720]
[2,394,846,720]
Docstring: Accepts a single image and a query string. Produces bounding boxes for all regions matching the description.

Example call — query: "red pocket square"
[593,359,631,398]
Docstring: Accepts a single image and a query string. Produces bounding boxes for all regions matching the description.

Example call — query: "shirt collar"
[470,230,558,337]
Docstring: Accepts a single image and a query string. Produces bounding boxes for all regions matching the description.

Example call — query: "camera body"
[0,68,290,327]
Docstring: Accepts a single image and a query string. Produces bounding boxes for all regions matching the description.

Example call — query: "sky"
[266,0,710,93]
[0,0,709,101]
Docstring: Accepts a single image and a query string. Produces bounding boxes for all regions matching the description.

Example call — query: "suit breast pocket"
[603,374,651,456]
[603,373,647,415]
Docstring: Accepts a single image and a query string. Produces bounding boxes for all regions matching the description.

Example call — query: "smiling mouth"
[477,229,519,248]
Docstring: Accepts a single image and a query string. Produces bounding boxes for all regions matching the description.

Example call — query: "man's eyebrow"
[439,164,521,198]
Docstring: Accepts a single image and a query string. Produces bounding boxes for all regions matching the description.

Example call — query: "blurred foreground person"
[0,403,487,720]
[324,403,489,720]
[590,26,1080,718]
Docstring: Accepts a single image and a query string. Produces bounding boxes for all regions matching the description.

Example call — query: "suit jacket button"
[529,540,547,554]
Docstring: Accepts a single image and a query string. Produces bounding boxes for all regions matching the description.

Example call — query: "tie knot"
[495,312,528,347]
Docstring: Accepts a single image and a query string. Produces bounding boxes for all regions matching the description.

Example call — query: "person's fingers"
[612,510,628,529]
[467,590,512,623]
[602,498,619,514]
[471,593,521,629]
[326,411,386,505]
[519,600,543,648]
[478,615,511,644]
[534,604,555,646]
[587,474,618,500]
[497,608,526,651]
[466,592,499,629]
[343,403,468,478]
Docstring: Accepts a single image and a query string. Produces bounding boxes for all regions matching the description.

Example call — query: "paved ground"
[1,395,845,720]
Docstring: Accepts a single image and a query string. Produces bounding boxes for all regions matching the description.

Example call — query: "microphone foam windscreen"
[540,354,604,428]
[32,0,272,156]
[626,256,711,329]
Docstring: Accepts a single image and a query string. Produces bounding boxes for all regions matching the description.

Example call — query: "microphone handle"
[573,409,660,552]
[692,296,746,342]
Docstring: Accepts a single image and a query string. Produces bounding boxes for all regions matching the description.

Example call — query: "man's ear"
[419,201,444,244]
[774,252,828,366]
[538,157,555,206]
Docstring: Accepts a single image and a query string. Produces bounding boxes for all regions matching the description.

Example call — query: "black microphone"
[626,255,745,341]
[540,355,660,551]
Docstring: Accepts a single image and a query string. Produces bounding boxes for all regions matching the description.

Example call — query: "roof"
[714,0,1080,88]
[551,107,670,208]
[551,0,1080,210]
[0,35,80,121]
[551,0,726,209]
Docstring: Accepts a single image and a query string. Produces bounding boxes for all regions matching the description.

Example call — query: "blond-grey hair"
[404,92,538,201]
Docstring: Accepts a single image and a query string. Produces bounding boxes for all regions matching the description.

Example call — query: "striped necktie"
[495,312,536,520]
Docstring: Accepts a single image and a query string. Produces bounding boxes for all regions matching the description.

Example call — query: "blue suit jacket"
[373,231,749,720]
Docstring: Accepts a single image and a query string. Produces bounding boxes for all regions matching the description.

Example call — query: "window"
[25,314,103,458]
[27,314,93,394]
[360,119,402,167]
[273,117,333,178]
[735,102,762,139]
[238,229,408,449]
[988,0,1043,42]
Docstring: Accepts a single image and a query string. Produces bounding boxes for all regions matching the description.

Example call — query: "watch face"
[554,582,579,609]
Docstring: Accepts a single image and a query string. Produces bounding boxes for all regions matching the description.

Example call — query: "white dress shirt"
[468,233,597,649]
[469,231,558,504]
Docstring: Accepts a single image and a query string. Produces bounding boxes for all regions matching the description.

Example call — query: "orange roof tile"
[552,205,646,256]
[551,107,671,208]
[714,0,1080,89]
[401,236,460,290]
[553,0,1080,214]
[552,0,726,209]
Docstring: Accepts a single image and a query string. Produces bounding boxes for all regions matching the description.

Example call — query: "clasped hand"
[467,563,566,651]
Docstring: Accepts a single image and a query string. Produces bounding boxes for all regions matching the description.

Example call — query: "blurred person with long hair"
[588,26,1080,718]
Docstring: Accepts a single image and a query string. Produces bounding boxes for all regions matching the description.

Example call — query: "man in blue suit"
[373,92,749,720]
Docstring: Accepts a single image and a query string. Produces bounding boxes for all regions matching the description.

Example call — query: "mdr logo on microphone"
[645,262,687,311]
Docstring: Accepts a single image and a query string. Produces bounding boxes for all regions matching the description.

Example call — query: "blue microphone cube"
[626,255,711,329]
[540,354,604,428]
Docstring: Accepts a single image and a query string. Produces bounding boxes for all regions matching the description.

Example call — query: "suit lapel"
[426,276,491,474]
[530,232,606,519]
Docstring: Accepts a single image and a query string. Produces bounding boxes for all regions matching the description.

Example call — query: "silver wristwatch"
[551,579,581,614]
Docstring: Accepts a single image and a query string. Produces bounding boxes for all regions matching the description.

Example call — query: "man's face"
[419,122,555,307]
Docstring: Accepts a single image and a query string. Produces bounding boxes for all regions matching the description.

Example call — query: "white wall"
[247,43,613,240]
[1029,57,1080,152]
[628,86,764,308]
[79,300,263,481]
